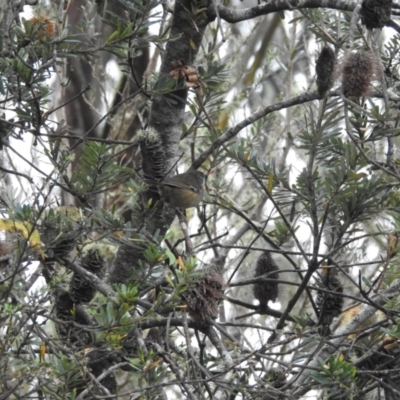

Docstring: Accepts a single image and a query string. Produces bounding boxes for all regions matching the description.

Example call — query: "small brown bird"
[158,170,207,209]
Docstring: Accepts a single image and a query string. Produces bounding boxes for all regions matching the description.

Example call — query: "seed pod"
[253,251,279,310]
[183,269,225,326]
[41,229,77,265]
[316,46,336,97]
[69,248,106,304]
[361,0,392,30]
[146,327,162,347]
[41,207,83,265]
[316,269,344,335]
[83,348,122,395]
[73,353,117,398]
[98,375,117,394]
[121,330,139,358]
[341,52,378,97]
[54,286,93,346]
[72,346,132,398]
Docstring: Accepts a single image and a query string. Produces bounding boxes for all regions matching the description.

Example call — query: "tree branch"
[193,91,320,169]
[209,0,354,23]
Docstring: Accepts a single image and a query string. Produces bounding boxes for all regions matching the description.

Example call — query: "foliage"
[1,0,400,399]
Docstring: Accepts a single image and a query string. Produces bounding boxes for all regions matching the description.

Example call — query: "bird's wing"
[163,182,199,192]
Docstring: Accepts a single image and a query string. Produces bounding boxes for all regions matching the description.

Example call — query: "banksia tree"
[316,268,344,336]
[341,51,378,97]
[5,0,400,397]
[69,247,106,304]
[316,46,336,97]
[253,251,279,310]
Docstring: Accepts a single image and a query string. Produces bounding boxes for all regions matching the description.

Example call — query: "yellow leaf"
[53,206,81,221]
[113,230,124,239]
[0,219,44,258]
[146,198,153,209]
[143,358,162,372]
[267,171,274,194]
[84,348,91,355]
[353,172,367,180]
[218,109,229,130]
[177,256,186,273]
[39,343,46,362]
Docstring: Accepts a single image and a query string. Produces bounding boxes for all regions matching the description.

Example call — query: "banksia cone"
[146,327,162,347]
[54,286,93,346]
[316,269,344,335]
[41,206,82,264]
[341,52,378,97]
[87,350,117,394]
[316,46,336,97]
[361,0,392,30]
[97,374,117,395]
[72,346,133,398]
[82,347,131,395]
[69,248,106,304]
[41,226,77,264]
[121,330,139,358]
[45,237,76,263]
[253,251,279,310]
[183,270,225,325]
